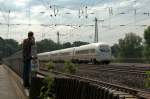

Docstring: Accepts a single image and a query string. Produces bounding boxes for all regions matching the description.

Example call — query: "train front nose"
[100,52,111,60]
[98,46,111,61]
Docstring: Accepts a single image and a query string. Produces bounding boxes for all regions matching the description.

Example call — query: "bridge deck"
[0,65,19,99]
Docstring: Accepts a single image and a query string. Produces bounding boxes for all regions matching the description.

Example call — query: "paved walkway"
[0,65,18,99]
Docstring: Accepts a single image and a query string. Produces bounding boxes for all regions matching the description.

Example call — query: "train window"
[52,53,58,56]
[100,48,110,52]
[60,52,71,56]
[63,52,70,55]
[83,50,89,54]
[90,49,95,53]
[77,50,89,54]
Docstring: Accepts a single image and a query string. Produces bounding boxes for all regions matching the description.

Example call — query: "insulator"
[82,10,84,14]
[85,15,88,19]
[120,12,126,14]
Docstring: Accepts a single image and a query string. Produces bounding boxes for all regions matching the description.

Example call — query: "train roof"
[85,42,109,46]
[46,48,74,55]
[37,52,51,56]
[75,42,109,50]
[37,43,109,55]
[38,47,75,55]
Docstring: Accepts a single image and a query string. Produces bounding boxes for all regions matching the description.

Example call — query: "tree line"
[36,40,89,53]
[111,26,150,61]
[0,37,21,60]
[0,37,89,60]
[1,26,150,62]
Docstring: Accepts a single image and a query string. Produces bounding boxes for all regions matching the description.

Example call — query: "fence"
[29,77,121,99]
[3,51,23,77]
[54,77,121,99]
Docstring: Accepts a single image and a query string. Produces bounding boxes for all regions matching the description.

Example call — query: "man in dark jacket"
[22,31,35,88]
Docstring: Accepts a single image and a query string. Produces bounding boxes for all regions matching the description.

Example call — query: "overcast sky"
[0,0,150,45]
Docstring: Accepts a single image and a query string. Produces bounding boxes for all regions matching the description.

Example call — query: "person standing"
[22,31,35,88]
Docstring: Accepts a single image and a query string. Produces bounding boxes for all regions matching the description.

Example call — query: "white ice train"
[38,43,112,64]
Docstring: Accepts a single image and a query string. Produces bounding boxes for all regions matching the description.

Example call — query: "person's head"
[28,31,34,38]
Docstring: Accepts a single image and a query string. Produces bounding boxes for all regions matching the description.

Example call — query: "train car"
[48,50,60,62]
[37,52,51,70]
[49,48,75,62]
[38,52,51,62]
[37,43,111,64]
[74,43,111,64]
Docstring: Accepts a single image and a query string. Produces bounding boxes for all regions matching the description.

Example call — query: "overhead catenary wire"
[0,8,8,22]
[1,0,150,42]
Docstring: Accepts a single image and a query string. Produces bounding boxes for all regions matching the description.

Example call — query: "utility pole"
[94,17,98,43]
[134,0,137,27]
[7,10,10,38]
[28,2,31,30]
[57,31,60,45]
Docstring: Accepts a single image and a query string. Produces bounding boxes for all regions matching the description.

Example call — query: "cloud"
[14,0,28,6]
[0,0,149,45]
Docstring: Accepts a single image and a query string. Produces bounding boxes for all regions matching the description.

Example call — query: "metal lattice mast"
[57,31,60,45]
[94,17,98,43]
[7,10,10,38]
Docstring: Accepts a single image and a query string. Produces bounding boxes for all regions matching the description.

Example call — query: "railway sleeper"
[89,84,138,99]
[111,92,137,99]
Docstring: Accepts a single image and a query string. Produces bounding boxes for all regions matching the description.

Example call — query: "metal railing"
[3,51,23,77]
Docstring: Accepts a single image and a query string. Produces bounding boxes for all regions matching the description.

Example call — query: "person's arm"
[22,39,26,60]
[30,37,35,45]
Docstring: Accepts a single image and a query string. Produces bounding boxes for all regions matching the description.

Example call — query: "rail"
[37,70,139,95]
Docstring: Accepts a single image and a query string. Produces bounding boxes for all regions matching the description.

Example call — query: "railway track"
[75,64,150,91]
[75,69,146,90]
[50,62,150,71]
[46,63,148,77]
[39,62,150,92]
[77,63,150,71]
[78,67,146,74]
[37,70,150,99]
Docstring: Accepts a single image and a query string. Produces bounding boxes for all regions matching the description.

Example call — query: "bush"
[40,61,55,99]
[46,61,55,71]
[64,61,78,74]
[145,71,150,88]
[39,75,55,99]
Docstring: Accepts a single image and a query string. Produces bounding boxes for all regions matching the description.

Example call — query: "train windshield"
[99,46,110,52]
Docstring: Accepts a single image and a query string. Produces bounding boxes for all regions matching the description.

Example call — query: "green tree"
[0,37,5,60]
[4,39,20,57]
[118,33,143,58]
[144,26,150,58]
[72,41,89,47]
[36,39,60,53]
[0,38,20,59]
[36,39,89,53]
[111,44,119,58]
[62,42,72,48]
